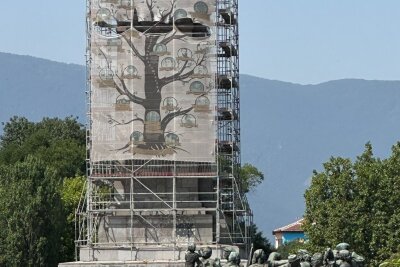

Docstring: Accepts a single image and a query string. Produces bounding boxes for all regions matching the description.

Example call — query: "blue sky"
[0,1,399,84]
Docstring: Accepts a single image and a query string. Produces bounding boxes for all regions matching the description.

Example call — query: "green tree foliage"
[0,116,85,177]
[249,223,274,255]
[276,240,307,259]
[0,116,35,147]
[0,116,86,265]
[303,143,400,266]
[380,251,400,267]
[0,156,64,266]
[241,165,269,255]
[218,156,265,193]
[62,176,86,221]
[240,163,265,193]
[236,164,268,255]
[60,176,86,261]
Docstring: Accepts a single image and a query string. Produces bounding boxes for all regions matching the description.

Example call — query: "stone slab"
[97,214,213,246]
[60,259,248,267]
[79,245,233,262]
[59,261,186,267]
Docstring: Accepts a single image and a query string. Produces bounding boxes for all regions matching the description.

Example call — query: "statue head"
[336,243,350,251]
[298,249,311,262]
[252,249,266,264]
[201,246,212,259]
[323,248,335,263]
[228,251,240,264]
[268,252,282,262]
[338,250,351,262]
[228,251,236,262]
[188,243,196,252]
[311,252,323,267]
[223,247,233,260]
[352,252,365,266]
[235,253,241,264]
[290,254,300,264]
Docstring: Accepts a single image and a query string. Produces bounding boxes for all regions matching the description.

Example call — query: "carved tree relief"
[92,0,215,158]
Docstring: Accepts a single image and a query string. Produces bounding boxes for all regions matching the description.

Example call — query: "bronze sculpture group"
[185,244,241,267]
[185,242,364,267]
[250,243,364,267]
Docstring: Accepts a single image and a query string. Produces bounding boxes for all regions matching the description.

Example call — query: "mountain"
[240,75,400,238]
[1,52,400,240]
[0,52,85,125]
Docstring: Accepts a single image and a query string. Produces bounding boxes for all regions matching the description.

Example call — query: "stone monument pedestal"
[60,259,248,267]
[59,260,187,267]
[59,245,247,267]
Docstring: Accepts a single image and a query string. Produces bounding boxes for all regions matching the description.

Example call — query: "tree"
[0,156,64,266]
[60,176,86,262]
[240,163,265,193]
[249,223,274,256]
[303,156,357,252]
[0,116,85,178]
[94,0,212,156]
[351,143,387,263]
[380,251,400,267]
[0,116,34,148]
[0,116,86,264]
[303,143,400,265]
[277,240,307,259]
[243,165,270,255]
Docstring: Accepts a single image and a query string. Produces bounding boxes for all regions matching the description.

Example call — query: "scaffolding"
[76,0,251,261]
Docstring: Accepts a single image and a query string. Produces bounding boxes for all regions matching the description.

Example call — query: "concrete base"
[79,246,186,262]
[59,261,186,267]
[79,245,235,262]
[59,259,248,267]
[58,245,247,267]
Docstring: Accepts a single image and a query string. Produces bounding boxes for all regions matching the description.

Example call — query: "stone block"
[96,214,213,249]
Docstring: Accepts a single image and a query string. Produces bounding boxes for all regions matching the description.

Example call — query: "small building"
[272,218,306,249]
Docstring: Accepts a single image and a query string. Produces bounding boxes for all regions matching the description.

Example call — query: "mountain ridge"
[242,73,400,87]
[0,52,85,125]
[0,51,83,68]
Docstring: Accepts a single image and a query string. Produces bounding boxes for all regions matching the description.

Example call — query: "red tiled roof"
[273,218,304,234]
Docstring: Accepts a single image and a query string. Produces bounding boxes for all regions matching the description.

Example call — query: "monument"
[60,0,249,266]
[247,243,365,267]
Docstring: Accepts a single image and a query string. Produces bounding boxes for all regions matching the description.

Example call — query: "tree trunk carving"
[94,0,212,157]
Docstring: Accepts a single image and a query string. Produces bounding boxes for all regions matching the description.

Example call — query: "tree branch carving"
[109,116,145,127]
[159,0,176,22]
[146,0,155,21]
[161,107,193,131]
[160,31,186,45]
[114,75,145,106]
[160,53,207,87]
[121,34,146,62]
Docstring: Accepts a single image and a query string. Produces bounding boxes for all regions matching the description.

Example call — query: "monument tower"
[73,0,249,264]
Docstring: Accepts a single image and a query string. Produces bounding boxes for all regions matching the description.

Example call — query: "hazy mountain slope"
[0,52,85,125]
[240,75,400,238]
[1,53,400,240]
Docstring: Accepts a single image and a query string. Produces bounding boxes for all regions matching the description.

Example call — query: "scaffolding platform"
[219,9,237,25]
[218,75,238,89]
[218,107,238,120]
[218,42,238,57]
